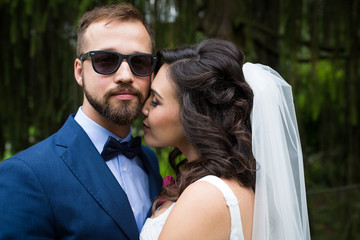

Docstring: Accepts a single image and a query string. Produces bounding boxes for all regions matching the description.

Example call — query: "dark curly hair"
[155,39,256,204]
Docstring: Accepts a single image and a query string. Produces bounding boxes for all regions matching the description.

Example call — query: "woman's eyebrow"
[150,89,164,100]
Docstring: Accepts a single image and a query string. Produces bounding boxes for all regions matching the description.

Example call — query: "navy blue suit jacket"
[0,115,162,240]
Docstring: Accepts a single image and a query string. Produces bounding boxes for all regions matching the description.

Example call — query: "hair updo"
[156,39,256,203]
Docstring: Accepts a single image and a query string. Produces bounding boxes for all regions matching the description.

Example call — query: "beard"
[82,76,145,126]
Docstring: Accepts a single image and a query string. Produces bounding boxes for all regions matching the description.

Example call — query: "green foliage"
[1,0,359,238]
[307,186,360,240]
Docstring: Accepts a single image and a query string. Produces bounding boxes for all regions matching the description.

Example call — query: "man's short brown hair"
[76,3,154,57]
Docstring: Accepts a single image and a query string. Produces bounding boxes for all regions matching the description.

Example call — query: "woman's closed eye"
[150,96,159,107]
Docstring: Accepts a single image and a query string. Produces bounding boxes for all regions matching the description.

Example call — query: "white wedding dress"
[140,175,245,240]
[140,63,311,240]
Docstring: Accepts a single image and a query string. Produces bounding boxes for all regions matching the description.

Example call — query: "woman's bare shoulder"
[158,180,231,240]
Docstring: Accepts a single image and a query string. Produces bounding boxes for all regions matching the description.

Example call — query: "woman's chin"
[143,135,155,147]
[143,136,167,148]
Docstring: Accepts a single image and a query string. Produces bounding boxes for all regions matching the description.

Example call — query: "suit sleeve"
[0,158,54,239]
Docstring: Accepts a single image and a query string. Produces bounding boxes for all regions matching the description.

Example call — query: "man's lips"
[112,91,137,100]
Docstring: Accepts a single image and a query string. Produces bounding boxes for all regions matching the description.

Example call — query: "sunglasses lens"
[87,51,155,76]
[130,55,154,76]
[93,52,119,74]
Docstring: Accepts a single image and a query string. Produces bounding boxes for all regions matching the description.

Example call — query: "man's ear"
[74,58,83,87]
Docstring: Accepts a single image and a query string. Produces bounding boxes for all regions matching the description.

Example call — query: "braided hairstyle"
[156,39,256,203]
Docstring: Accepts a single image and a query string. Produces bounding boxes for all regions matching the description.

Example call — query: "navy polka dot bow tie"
[101,136,142,161]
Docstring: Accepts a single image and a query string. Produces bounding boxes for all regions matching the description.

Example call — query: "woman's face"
[142,64,187,148]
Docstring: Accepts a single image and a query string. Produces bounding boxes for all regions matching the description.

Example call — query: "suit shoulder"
[141,145,157,160]
[9,134,57,160]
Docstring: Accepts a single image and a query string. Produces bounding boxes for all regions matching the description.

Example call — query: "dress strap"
[196,175,244,240]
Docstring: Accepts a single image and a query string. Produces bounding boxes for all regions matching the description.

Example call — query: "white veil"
[243,63,311,240]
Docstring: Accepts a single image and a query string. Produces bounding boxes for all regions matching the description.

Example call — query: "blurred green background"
[0,0,359,239]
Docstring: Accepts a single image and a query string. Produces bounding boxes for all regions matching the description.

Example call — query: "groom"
[0,3,162,240]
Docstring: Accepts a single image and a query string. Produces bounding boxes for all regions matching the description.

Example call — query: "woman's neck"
[178,142,199,162]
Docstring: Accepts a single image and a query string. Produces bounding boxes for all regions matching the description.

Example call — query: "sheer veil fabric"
[243,63,311,239]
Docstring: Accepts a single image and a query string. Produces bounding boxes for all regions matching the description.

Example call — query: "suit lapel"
[55,116,139,240]
[140,146,163,202]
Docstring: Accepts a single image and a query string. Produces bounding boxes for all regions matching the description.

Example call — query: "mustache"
[106,83,141,97]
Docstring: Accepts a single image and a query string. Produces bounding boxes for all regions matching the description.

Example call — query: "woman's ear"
[74,58,83,87]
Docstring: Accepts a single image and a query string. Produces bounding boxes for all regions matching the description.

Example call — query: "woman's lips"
[143,122,150,131]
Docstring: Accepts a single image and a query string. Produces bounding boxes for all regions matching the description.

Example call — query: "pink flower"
[163,175,175,186]
[158,175,175,206]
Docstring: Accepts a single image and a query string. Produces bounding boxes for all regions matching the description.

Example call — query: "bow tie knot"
[101,136,142,161]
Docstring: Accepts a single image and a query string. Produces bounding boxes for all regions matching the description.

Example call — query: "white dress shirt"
[74,107,151,231]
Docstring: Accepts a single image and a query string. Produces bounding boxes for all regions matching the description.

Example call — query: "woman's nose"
[142,98,150,116]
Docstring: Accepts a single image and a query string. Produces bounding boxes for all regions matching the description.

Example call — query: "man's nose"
[114,60,134,84]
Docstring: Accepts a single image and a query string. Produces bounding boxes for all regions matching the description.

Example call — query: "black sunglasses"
[80,50,157,77]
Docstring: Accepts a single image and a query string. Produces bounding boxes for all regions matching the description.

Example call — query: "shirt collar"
[74,107,133,154]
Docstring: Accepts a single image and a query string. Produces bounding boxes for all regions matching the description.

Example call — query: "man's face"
[74,20,153,127]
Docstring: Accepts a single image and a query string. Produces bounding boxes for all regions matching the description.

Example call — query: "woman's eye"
[150,96,159,107]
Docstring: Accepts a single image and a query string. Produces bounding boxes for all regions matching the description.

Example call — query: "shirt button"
[122,167,127,172]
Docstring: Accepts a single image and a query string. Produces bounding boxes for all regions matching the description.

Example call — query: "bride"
[140,39,311,240]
